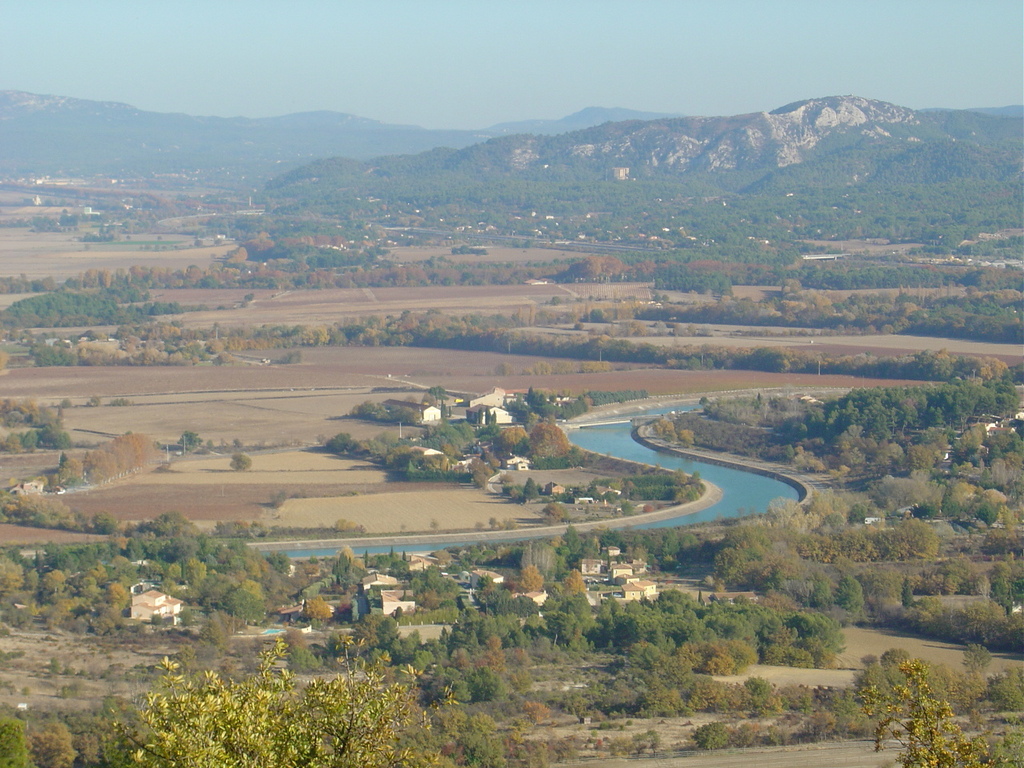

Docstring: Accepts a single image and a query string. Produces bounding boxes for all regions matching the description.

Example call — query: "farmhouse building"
[9,481,45,496]
[469,388,507,408]
[515,590,549,605]
[275,605,304,624]
[130,590,183,623]
[409,446,444,457]
[381,400,442,423]
[380,590,416,617]
[610,564,634,582]
[407,554,440,572]
[361,573,400,592]
[466,404,512,425]
[621,580,658,601]
[503,456,531,471]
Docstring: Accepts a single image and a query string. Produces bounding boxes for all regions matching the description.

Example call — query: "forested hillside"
[265,97,1022,257]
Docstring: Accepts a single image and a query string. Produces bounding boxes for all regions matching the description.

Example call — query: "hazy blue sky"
[3,1,1021,128]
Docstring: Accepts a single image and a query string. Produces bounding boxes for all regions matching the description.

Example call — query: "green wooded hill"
[269,96,1021,190]
[264,97,1022,255]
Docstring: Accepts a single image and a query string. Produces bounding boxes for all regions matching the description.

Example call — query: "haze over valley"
[0,3,1021,766]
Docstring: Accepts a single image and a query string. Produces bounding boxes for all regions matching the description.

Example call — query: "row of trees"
[641,281,1022,344]
[656,377,1022,517]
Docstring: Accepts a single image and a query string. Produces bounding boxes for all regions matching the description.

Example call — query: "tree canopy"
[116,638,426,768]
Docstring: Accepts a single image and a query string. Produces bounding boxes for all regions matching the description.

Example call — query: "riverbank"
[632,425,829,503]
[564,387,850,427]
[248,481,723,555]
[571,389,833,504]
[250,390,817,555]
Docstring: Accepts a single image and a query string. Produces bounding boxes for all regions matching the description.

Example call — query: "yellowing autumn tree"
[861,658,986,768]
[529,421,571,459]
[302,595,334,623]
[562,569,586,595]
[518,564,545,592]
[116,638,427,768]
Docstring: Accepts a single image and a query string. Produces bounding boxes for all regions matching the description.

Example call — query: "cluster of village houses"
[111,385,702,627]
[383,387,516,426]
[381,387,542,473]
[125,546,676,628]
[312,546,663,622]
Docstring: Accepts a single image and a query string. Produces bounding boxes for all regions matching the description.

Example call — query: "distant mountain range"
[487,107,684,135]
[0,91,678,180]
[0,90,1019,184]
[268,96,1022,203]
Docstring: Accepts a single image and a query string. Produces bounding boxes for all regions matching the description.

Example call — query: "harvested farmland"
[274,488,540,533]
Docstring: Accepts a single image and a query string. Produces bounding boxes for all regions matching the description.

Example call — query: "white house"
[503,456,531,471]
[467,405,513,425]
[130,590,183,623]
[380,590,416,617]
[381,400,442,423]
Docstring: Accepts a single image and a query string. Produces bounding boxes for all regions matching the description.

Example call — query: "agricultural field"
[276,488,535,532]
[0,346,911,434]
[159,283,582,329]
[0,523,102,545]
[54,450,395,527]
[520,324,1023,363]
[835,626,1023,676]
[0,228,231,280]
[380,244,584,265]
[55,387,394,448]
[706,625,1023,689]
[49,447,696,533]
[0,335,970,545]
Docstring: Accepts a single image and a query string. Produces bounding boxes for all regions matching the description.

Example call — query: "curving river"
[277,407,797,557]
[568,417,798,529]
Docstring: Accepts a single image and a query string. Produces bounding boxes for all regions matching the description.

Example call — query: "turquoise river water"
[280,408,797,557]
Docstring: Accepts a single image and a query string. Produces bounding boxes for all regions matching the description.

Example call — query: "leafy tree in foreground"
[116,637,427,767]
[861,658,986,768]
[0,716,32,768]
